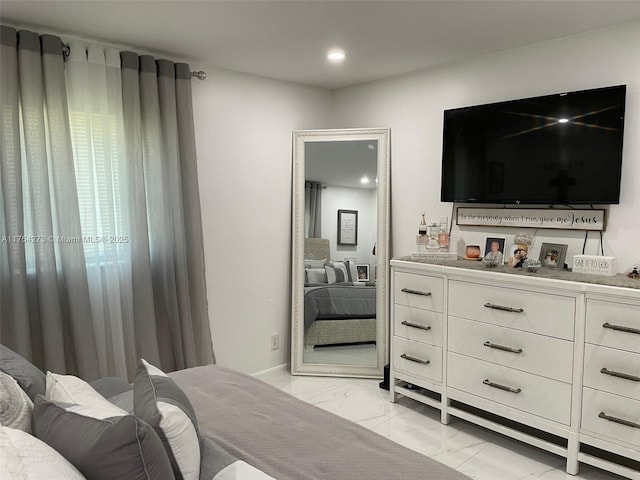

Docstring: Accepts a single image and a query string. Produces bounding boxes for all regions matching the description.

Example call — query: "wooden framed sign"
[456,207,605,231]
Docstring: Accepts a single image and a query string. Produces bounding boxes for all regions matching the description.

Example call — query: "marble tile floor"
[259,369,630,480]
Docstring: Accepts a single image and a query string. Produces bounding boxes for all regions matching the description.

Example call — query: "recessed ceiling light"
[559,118,569,123]
[327,50,346,63]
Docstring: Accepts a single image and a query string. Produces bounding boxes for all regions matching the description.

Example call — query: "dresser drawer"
[583,344,640,400]
[394,272,444,312]
[448,316,574,383]
[394,304,443,346]
[585,299,640,354]
[448,280,575,340]
[393,337,442,383]
[447,352,572,425]
[581,387,640,447]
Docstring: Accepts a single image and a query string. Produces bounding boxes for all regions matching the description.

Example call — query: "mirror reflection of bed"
[292,128,389,377]
[303,238,376,366]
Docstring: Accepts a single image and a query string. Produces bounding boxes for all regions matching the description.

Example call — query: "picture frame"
[356,264,370,281]
[337,209,358,246]
[539,242,568,269]
[507,244,529,269]
[483,237,506,264]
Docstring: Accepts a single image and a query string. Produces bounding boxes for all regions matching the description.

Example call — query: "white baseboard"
[252,363,290,379]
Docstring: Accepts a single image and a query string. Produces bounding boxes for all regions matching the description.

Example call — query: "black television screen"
[441,85,626,205]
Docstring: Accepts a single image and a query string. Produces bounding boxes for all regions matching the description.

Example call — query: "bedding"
[168,364,471,480]
[2,344,471,480]
[304,283,376,333]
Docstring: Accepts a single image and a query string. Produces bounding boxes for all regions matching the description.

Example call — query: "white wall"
[191,67,332,374]
[321,185,377,267]
[332,21,640,273]
[194,20,640,375]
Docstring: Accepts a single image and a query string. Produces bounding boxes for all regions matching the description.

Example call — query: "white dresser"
[390,259,640,478]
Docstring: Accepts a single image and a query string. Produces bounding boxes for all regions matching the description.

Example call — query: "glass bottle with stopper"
[437,216,450,251]
[426,222,440,251]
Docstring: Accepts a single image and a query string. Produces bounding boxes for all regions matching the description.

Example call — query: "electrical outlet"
[270,333,280,351]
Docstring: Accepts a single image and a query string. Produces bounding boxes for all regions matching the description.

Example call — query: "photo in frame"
[337,209,358,246]
[356,264,370,281]
[483,237,506,264]
[507,244,529,269]
[539,243,568,269]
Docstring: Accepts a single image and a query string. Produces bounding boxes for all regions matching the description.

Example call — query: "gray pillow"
[0,371,33,432]
[134,359,200,480]
[0,344,45,401]
[33,396,174,480]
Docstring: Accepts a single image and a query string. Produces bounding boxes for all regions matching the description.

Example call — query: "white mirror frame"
[291,128,390,378]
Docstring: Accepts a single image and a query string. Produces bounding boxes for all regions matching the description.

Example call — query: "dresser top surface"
[393,257,640,291]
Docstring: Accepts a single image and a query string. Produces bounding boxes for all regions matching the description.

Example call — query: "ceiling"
[2,1,640,90]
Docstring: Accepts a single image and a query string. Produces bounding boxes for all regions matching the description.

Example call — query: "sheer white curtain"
[65,42,137,379]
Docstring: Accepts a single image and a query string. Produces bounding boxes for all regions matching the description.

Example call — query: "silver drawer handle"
[483,341,523,354]
[602,322,640,335]
[484,302,524,313]
[400,353,430,365]
[600,368,640,383]
[401,320,432,331]
[598,412,640,429]
[401,288,432,297]
[483,378,521,394]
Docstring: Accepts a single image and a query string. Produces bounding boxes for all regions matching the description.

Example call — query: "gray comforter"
[304,283,376,332]
[168,365,471,480]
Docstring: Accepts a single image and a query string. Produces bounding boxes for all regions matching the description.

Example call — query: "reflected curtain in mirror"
[305,181,322,238]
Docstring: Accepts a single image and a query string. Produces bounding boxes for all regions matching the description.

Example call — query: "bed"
[1,344,472,480]
[303,238,377,348]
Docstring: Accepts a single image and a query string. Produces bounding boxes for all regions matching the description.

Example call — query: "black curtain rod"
[61,43,207,80]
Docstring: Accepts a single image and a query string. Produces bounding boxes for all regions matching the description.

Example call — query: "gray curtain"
[0,26,214,379]
[120,52,214,372]
[305,181,322,238]
[0,27,100,379]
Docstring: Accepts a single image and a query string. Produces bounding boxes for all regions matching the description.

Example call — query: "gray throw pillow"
[33,396,174,480]
[0,344,46,401]
[134,359,200,480]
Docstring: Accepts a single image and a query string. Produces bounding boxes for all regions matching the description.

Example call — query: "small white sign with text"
[456,208,605,231]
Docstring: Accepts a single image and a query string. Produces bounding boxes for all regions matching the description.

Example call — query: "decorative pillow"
[325,263,347,283]
[33,396,173,480]
[45,372,126,418]
[304,258,326,268]
[305,267,327,284]
[0,344,46,401]
[135,359,200,480]
[344,260,360,282]
[0,425,86,479]
[0,371,34,432]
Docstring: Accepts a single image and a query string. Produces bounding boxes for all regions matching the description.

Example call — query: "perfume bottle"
[437,216,449,251]
[426,223,440,251]
[418,212,427,235]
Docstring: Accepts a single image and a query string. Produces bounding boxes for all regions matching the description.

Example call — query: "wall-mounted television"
[440,85,626,205]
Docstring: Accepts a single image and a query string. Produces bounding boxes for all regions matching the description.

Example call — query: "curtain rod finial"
[191,70,207,80]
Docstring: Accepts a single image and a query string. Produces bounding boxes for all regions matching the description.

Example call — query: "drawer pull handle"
[401,288,431,297]
[482,379,521,394]
[401,320,432,331]
[400,353,430,365]
[484,302,524,313]
[483,341,523,354]
[600,368,640,382]
[598,412,640,429]
[602,322,640,335]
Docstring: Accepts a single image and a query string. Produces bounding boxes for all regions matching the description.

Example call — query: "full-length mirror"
[291,128,390,378]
